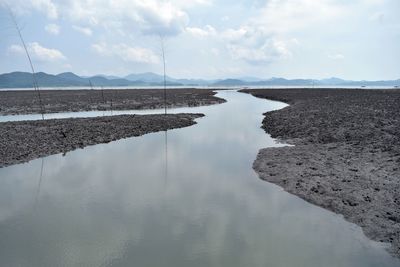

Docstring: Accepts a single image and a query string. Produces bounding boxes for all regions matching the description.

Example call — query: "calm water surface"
[0,106,206,122]
[0,91,399,267]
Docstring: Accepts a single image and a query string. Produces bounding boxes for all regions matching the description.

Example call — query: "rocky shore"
[0,114,203,168]
[241,88,400,257]
[0,89,225,115]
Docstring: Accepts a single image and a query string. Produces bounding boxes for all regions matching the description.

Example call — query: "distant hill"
[125,72,167,83]
[213,79,249,86]
[0,72,83,88]
[124,72,213,86]
[0,71,399,88]
[0,72,181,88]
[56,72,84,82]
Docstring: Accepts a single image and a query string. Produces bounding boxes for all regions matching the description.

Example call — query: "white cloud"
[72,25,92,36]
[9,42,66,62]
[187,22,292,63]
[45,23,60,35]
[34,0,58,19]
[4,0,212,37]
[253,0,346,34]
[56,0,192,36]
[3,0,399,80]
[221,25,293,63]
[5,0,58,19]
[92,42,159,64]
[218,0,359,64]
[228,39,291,64]
[165,0,212,9]
[186,25,216,38]
[222,27,246,41]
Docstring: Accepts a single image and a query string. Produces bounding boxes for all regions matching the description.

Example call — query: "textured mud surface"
[0,114,203,167]
[241,88,400,257]
[0,89,225,115]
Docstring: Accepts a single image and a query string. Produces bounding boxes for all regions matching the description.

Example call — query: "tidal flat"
[0,113,203,168]
[0,89,225,115]
[0,89,227,167]
[241,88,400,257]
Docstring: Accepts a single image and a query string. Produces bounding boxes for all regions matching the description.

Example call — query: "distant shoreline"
[1,71,398,89]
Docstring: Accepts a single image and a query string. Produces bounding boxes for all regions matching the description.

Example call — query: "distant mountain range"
[0,71,399,88]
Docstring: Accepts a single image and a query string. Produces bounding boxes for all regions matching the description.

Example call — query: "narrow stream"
[0,90,398,266]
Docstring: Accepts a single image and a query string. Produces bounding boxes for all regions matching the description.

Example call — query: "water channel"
[0,90,398,266]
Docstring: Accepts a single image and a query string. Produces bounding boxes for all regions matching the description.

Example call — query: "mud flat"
[0,114,203,168]
[0,89,225,115]
[241,88,400,257]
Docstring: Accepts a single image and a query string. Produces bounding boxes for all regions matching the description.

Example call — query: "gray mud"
[0,89,225,115]
[0,114,203,168]
[241,88,400,257]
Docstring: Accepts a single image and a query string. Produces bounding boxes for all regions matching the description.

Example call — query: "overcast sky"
[0,0,399,80]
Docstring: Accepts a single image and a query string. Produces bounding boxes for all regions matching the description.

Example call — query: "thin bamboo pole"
[7,5,45,120]
[160,36,167,115]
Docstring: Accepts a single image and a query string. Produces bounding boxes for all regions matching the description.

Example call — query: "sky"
[0,0,399,80]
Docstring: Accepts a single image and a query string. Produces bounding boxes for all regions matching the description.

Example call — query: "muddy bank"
[241,88,400,257]
[0,114,203,168]
[0,89,225,115]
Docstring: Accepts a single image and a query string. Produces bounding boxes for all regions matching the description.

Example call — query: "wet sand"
[0,114,203,168]
[241,88,400,257]
[0,89,225,115]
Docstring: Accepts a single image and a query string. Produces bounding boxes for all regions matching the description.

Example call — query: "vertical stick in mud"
[160,36,167,116]
[160,36,168,189]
